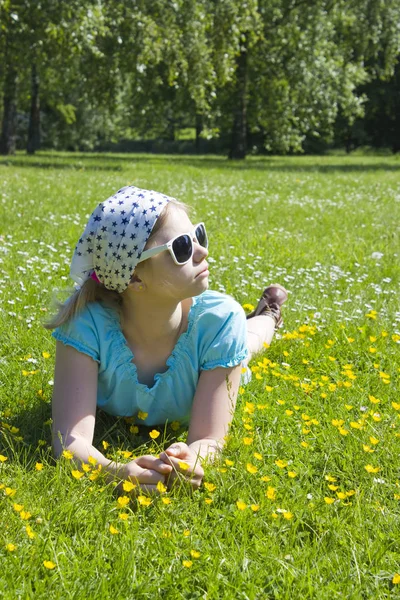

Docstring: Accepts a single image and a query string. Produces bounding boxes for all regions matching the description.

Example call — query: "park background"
[1,0,400,158]
[1,2,400,599]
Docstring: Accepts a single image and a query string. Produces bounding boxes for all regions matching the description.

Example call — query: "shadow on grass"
[0,158,122,172]
[2,152,400,173]
[1,400,181,467]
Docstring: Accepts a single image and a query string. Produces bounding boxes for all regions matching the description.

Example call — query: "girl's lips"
[196,267,209,278]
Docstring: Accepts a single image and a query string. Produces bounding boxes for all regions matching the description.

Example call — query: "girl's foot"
[246,284,288,328]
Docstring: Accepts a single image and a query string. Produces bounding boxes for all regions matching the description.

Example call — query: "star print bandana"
[70,185,173,292]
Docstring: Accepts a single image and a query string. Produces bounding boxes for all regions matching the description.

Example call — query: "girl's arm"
[187,364,242,459]
[52,341,171,488]
[159,365,242,489]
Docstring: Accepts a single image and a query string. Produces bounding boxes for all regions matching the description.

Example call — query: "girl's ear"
[129,273,146,292]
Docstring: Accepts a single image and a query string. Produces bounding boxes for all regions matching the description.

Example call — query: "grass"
[0,151,400,599]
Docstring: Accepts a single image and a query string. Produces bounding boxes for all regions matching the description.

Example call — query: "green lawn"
[0,151,400,599]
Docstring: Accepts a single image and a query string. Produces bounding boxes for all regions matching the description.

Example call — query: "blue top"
[52,290,249,426]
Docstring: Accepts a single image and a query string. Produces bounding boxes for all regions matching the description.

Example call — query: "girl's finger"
[131,468,167,486]
[136,456,173,474]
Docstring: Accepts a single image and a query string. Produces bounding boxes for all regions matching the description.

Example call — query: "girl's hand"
[120,455,173,495]
[159,442,204,491]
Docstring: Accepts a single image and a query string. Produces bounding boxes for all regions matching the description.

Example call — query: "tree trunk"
[195,113,203,153]
[27,62,41,155]
[0,61,18,155]
[229,41,248,160]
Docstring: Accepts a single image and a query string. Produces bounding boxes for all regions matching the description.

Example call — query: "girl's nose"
[193,241,208,262]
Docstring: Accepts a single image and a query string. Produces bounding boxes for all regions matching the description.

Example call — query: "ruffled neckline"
[103,295,201,393]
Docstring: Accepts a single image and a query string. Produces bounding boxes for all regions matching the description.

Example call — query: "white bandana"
[70,185,173,292]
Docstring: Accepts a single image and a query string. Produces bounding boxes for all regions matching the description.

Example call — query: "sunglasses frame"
[137,222,208,266]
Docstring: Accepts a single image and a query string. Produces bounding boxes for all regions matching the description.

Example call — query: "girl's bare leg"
[244,315,276,366]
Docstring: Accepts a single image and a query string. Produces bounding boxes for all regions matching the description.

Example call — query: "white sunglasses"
[137,223,208,265]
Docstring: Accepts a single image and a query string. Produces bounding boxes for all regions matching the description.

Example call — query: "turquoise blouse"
[52,290,249,426]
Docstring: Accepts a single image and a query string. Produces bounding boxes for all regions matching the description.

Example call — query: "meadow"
[0,151,399,599]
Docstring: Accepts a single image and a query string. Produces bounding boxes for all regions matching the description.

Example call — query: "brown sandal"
[246,284,288,328]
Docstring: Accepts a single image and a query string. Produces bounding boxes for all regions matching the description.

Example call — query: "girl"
[46,186,287,493]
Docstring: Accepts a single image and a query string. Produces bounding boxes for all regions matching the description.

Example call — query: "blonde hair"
[44,199,190,330]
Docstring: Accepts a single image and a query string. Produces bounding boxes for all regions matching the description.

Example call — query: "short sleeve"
[200,296,249,371]
[51,304,100,363]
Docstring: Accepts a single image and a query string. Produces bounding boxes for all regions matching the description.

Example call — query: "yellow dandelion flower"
[250,504,260,512]
[20,511,32,521]
[204,482,216,492]
[328,356,336,362]
[102,440,109,450]
[288,471,297,478]
[325,475,337,482]
[392,402,400,411]
[225,459,234,467]
[26,525,35,539]
[283,511,293,520]
[328,484,339,491]
[236,500,247,510]
[43,560,56,569]
[393,574,400,584]
[182,560,193,568]
[370,436,379,445]
[369,347,377,353]
[301,441,310,447]
[129,425,139,434]
[6,543,16,552]
[369,395,380,404]
[271,512,279,519]
[265,386,273,392]
[183,530,191,536]
[119,513,129,521]
[365,464,380,473]
[190,549,201,558]
[13,503,24,512]
[87,456,97,466]
[204,498,213,505]
[246,463,258,474]
[42,352,51,359]
[156,481,167,494]
[275,459,288,469]
[122,480,136,492]
[345,404,353,411]
[242,303,255,311]
[0,454,7,463]
[178,461,189,471]
[285,409,294,416]
[119,450,132,459]
[162,497,172,505]
[343,381,352,388]
[336,492,347,500]
[81,463,91,473]
[266,486,276,500]
[71,470,84,480]
[338,427,349,436]
[149,430,160,440]
[324,497,335,504]
[62,450,73,460]
[253,452,263,461]
[5,487,16,497]
[372,413,381,422]
[243,437,253,446]
[137,495,152,506]
[109,525,119,535]
[117,496,130,508]
[137,411,148,420]
[260,475,271,482]
[363,445,374,453]
[35,462,43,471]
[350,422,363,430]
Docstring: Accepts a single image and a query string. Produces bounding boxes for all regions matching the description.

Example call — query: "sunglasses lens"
[195,224,208,248]
[172,234,192,263]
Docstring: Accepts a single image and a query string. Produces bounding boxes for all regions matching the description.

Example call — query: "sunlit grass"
[0,151,399,598]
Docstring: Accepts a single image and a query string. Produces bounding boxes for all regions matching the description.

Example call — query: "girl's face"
[134,208,209,301]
